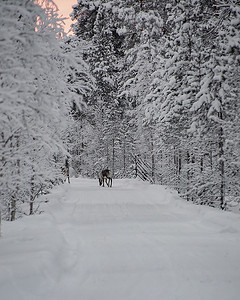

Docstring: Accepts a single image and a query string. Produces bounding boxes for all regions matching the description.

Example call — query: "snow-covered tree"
[0,0,90,220]
[140,0,240,208]
[69,0,133,176]
[69,0,166,178]
[187,0,240,208]
[67,0,239,210]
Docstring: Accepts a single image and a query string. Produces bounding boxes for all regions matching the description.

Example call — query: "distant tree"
[70,0,166,178]
[69,0,129,176]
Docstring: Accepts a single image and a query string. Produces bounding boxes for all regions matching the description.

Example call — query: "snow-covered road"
[1,178,240,300]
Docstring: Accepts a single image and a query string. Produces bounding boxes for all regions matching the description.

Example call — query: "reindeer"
[61,157,70,184]
[98,169,112,187]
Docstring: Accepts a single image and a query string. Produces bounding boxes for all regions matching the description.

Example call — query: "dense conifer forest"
[1,0,240,221]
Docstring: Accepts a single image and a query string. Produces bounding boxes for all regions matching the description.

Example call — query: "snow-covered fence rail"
[133,155,154,184]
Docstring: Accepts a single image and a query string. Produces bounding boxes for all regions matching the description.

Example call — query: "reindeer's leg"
[66,167,70,183]
[66,168,70,184]
[106,177,109,187]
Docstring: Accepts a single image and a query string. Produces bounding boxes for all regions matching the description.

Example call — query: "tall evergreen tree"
[0,0,90,220]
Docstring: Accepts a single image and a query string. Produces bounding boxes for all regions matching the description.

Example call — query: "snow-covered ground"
[0,178,240,300]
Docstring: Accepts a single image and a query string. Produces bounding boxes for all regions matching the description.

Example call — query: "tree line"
[68,0,240,210]
[1,0,239,223]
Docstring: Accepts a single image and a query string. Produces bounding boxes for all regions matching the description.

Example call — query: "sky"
[54,0,77,34]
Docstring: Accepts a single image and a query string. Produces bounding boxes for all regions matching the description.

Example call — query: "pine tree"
[188,0,240,208]
[69,0,133,176]
[0,0,87,220]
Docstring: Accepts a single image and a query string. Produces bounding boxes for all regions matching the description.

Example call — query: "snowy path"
[1,178,240,300]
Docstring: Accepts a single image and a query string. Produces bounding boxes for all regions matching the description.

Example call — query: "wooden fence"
[133,155,154,184]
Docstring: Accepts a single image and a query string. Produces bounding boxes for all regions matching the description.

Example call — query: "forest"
[0,0,240,221]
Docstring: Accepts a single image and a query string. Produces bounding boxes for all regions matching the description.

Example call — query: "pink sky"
[54,0,77,34]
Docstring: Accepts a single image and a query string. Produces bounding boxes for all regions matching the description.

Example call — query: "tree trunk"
[150,133,155,183]
[0,209,1,236]
[186,150,190,201]
[11,135,20,221]
[219,123,225,209]
[10,198,16,221]
[29,175,35,215]
[112,138,115,175]
[123,135,126,176]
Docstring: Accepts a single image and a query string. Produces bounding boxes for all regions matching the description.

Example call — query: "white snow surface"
[1,178,240,300]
